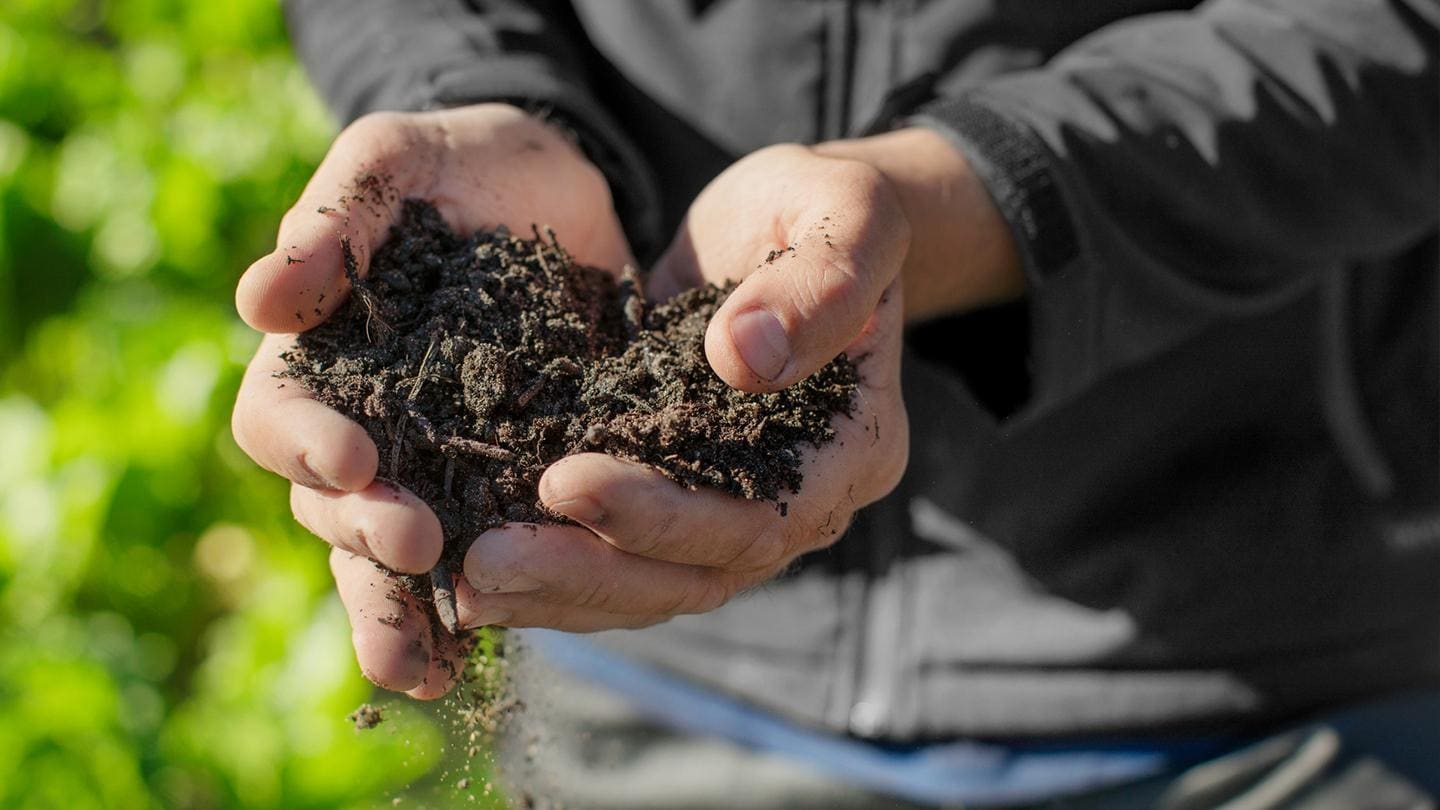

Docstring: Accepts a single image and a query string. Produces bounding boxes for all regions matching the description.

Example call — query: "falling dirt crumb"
[348,703,384,730]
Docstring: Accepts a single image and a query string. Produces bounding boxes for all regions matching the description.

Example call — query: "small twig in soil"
[444,436,517,462]
[401,404,513,461]
[514,375,547,410]
[408,335,438,401]
[340,236,392,343]
[389,415,407,479]
[404,403,442,444]
[430,565,459,634]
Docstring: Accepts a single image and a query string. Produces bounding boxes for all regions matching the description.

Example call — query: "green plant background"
[0,1,502,806]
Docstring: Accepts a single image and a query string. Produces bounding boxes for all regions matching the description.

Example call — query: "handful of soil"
[283,199,857,632]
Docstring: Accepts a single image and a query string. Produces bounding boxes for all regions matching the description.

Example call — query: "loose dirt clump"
[283,198,857,633]
[347,703,384,730]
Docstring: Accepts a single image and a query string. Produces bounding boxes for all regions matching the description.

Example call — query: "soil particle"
[284,198,857,633]
[348,703,384,730]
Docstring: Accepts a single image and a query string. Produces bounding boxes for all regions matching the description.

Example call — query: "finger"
[406,625,468,700]
[331,549,432,692]
[232,333,378,491]
[237,111,429,333]
[461,523,744,617]
[704,161,910,393]
[455,580,669,633]
[291,480,443,574]
[538,454,788,571]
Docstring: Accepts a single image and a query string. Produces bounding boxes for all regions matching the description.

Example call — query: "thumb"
[705,168,910,392]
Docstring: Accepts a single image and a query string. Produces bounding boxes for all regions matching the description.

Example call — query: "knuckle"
[620,509,679,557]
[784,267,831,321]
[844,159,889,194]
[624,614,670,630]
[229,403,255,455]
[693,575,737,613]
[573,577,611,611]
[812,254,870,314]
[724,526,787,572]
[667,575,732,616]
[277,203,309,235]
[343,111,407,143]
[334,112,418,168]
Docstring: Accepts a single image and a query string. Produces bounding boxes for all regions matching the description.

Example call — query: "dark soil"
[348,703,384,730]
[282,198,858,634]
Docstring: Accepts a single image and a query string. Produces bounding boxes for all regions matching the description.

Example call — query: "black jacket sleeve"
[284,0,661,254]
[912,0,1439,417]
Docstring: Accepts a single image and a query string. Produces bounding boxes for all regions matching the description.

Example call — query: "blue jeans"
[509,629,1439,809]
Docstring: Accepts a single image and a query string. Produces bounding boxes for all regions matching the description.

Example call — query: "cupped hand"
[454,143,911,633]
[231,103,635,698]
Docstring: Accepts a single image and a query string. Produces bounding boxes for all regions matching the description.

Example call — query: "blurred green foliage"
[0,1,497,806]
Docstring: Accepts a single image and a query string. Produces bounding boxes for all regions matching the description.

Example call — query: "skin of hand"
[230,103,636,698]
[453,130,1020,640]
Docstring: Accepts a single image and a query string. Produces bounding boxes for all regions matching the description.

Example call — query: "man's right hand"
[230,103,635,699]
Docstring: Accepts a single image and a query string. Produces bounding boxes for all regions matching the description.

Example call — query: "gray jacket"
[286,0,1440,739]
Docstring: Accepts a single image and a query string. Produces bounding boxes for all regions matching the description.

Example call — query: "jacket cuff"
[421,59,664,261]
[910,97,1098,418]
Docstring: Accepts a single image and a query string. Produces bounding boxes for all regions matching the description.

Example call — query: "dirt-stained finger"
[232,333,378,491]
[291,480,444,574]
[461,523,744,618]
[331,548,432,692]
[406,625,468,700]
[539,454,787,572]
[455,578,670,633]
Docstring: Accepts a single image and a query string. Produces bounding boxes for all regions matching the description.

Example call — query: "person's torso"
[564,0,1440,739]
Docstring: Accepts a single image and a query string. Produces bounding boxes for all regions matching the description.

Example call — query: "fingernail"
[550,496,606,526]
[730,308,789,381]
[464,607,512,630]
[297,453,342,490]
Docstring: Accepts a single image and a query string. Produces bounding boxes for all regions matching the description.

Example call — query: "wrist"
[813,128,1023,322]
